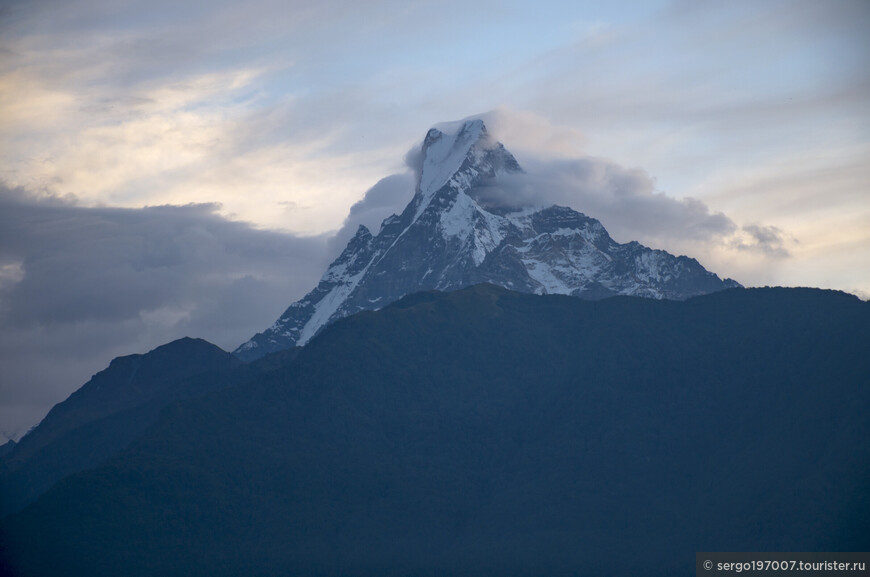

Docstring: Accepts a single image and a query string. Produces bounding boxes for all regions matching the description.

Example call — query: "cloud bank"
[0,186,329,440]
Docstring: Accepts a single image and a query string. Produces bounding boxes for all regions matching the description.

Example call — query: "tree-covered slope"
[2,286,868,576]
[0,337,244,515]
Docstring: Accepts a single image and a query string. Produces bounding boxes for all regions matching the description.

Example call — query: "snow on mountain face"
[420,121,485,203]
[234,119,740,361]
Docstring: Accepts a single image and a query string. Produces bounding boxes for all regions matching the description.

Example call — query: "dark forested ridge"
[2,285,869,576]
[0,337,245,516]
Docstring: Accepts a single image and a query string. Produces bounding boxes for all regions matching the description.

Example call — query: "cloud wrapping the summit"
[471,156,739,247]
[335,112,749,265]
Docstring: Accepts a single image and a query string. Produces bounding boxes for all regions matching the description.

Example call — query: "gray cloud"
[467,156,738,247]
[327,172,415,257]
[735,224,791,258]
[0,186,329,440]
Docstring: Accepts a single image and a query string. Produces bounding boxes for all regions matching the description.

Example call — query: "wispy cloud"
[734,224,791,258]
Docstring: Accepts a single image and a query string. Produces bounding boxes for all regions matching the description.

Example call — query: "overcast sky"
[1,0,869,440]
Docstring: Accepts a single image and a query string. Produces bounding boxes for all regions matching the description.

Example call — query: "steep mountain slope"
[236,119,738,361]
[0,442,14,459]
[0,337,243,515]
[4,286,868,577]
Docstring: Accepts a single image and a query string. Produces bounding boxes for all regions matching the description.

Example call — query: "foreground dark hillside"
[0,338,244,516]
[2,285,869,576]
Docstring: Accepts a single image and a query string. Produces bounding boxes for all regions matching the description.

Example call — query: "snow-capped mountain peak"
[234,119,740,361]
[420,121,483,192]
[410,118,521,222]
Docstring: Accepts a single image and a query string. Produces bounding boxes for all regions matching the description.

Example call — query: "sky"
[1,0,868,440]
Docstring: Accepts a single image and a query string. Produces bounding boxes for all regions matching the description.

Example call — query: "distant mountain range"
[235,119,739,361]
[2,285,869,576]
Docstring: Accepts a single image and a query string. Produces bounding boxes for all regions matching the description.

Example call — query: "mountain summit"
[235,118,739,360]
